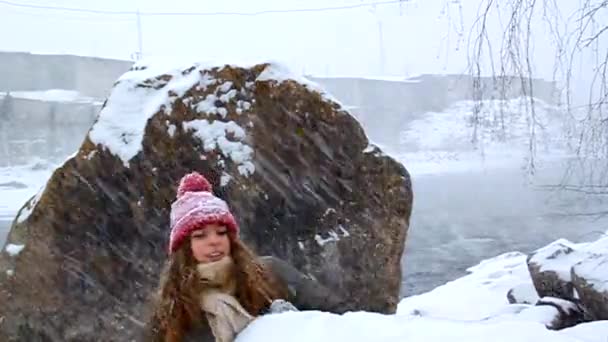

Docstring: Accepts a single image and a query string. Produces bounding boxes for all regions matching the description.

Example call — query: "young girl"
[146,172,351,342]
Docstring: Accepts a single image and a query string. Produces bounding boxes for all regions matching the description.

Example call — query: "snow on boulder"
[571,236,608,320]
[536,297,586,330]
[507,282,540,305]
[527,239,586,300]
[524,235,608,322]
[3,243,25,257]
[0,61,412,341]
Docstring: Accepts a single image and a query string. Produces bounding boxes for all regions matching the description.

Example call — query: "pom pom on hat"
[176,172,212,198]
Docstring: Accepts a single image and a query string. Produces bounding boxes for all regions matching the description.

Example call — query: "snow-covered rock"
[527,239,585,300]
[571,238,608,320]
[536,297,586,329]
[523,235,608,322]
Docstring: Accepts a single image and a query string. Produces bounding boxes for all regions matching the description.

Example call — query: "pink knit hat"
[169,172,239,254]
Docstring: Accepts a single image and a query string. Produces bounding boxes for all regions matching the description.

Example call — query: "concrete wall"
[0,51,132,98]
[0,95,99,166]
[0,52,129,166]
[1,96,100,124]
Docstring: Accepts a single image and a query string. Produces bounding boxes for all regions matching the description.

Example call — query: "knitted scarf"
[197,256,255,342]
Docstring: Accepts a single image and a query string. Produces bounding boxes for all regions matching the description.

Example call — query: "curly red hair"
[146,236,287,342]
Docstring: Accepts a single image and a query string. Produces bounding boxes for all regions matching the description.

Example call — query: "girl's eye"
[217,230,228,235]
[192,232,207,239]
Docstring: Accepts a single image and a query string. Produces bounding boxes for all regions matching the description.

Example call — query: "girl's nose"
[208,232,222,245]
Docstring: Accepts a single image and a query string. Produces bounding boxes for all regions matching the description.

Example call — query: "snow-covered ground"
[237,249,608,342]
[0,159,56,246]
[0,89,103,105]
[395,97,569,176]
[0,159,55,220]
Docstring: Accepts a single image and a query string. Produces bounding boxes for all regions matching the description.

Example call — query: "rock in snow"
[526,235,608,323]
[536,297,586,330]
[0,60,412,341]
[572,248,608,320]
[527,239,583,300]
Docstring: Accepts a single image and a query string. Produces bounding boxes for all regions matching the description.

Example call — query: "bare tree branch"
[467,0,608,202]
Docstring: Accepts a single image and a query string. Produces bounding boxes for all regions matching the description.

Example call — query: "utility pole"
[377,19,386,75]
[135,8,143,60]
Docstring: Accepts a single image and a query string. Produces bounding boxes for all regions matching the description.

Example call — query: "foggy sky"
[0,0,602,101]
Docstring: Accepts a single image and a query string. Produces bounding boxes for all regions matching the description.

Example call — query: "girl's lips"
[207,252,224,261]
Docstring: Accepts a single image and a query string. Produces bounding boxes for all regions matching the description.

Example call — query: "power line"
[143,0,405,16]
[0,0,133,15]
[1,4,135,22]
[0,0,406,17]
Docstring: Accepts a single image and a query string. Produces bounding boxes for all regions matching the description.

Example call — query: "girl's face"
[190,224,231,264]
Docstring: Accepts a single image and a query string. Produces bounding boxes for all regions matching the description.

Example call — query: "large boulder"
[0,61,413,340]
